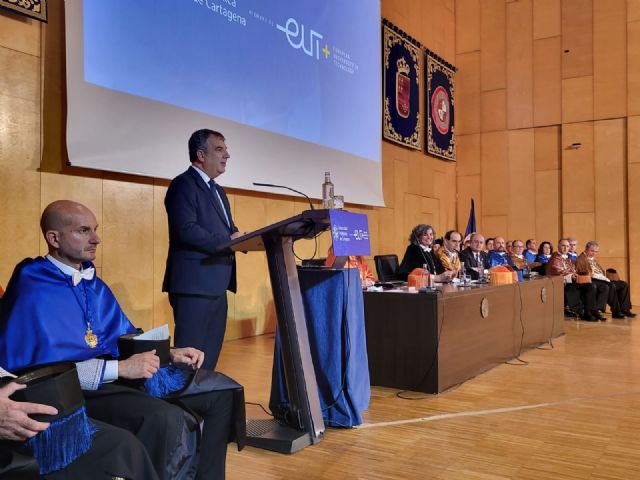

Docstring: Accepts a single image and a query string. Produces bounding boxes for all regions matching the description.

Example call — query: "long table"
[363,276,564,393]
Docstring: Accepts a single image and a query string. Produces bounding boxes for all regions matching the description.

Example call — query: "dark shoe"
[622,310,637,318]
[612,312,626,319]
[580,314,599,322]
[590,311,606,321]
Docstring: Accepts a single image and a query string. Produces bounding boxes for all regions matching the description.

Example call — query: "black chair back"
[374,254,400,282]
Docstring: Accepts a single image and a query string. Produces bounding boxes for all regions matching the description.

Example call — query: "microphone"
[252,182,315,211]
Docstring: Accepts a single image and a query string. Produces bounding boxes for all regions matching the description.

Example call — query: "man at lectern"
[163,129,243,370]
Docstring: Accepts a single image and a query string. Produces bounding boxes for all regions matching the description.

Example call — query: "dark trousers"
[170,293,228,370]
[565,283,597,315]
[610,279,632,312]
[592,278,623,313]
[0,420,159,480]
[84,384,232,480]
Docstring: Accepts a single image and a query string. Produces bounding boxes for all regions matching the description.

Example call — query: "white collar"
[561,254,568,259]
[514,254,524,259]
[191,165,211,184]
[46,254,82,276]
[419,244,432,253]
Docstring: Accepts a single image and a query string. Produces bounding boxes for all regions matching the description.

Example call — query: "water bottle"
[322,172,334,209]
[522,262,530,278]
[421,263,428,289]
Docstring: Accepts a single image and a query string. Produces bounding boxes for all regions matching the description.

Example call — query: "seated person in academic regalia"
[0,377,160,480]
[575,241,636,319]
[509,240,529,271]
[0,200,242,480]
[485,237,494,252]
[546,238,602,321]
[567,236,579,263]
[325,246,376,288]
[435,230,463,274]
[487,236,517,269]
[459,233,488,280]
[523,239,538,264]
[535,241,553,265]
[398,224,455,283]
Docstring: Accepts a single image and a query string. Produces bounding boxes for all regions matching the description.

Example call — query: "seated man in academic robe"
[435,230,463,274]
[487,236,517,269]
[0,200,241,480]
[509,240,530,271]
[459,233,488,280]
[567,236,579,263]
[546,239,602,321]
[0,378,160,480]
[575,240,636,319]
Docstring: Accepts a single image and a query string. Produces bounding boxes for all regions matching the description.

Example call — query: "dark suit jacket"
[398,243,444,279]
[163,167,238,296]
[459,247,488,280]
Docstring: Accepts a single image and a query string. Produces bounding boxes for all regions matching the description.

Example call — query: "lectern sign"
[329,210,370,256]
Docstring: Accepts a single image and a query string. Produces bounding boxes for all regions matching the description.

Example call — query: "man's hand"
[0,382,57,441]
[118,351,160,379]
[170,347,204,369]
[230,231,244,240]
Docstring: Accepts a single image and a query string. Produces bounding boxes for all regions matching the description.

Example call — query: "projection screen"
[64,0,383,206]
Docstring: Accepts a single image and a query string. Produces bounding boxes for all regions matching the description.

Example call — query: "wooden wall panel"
[534,126,561,172]
[630,1,640,22]
[456,133,481,175]
[480,0,506,91]
[562,212,596,244]
[561,0,593,79]
[506,0,534,130]
[101,180,155,331]
[0,12,40,55]
[480,131,508,216]
[562,122,595,213]
[481,89,506,132]
[628,20,640,116]
[534,170,561,244]
[629,163,640,306]
[594,119,627,258]
[456,51,481,134]
[456,0,480,54]
[408,152,433,197]
[152,183,172,331]
[533,0,561,39]
[481,215,508,238]
[422,0,456,61]
[533,36,562,127]
[562,76,594,123]
[507,129,535,241]
[630,116,640,164]
[593,0,627,120]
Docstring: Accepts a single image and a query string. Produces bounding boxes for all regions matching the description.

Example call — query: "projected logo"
[329,210,370,256]
[277,18,328,60]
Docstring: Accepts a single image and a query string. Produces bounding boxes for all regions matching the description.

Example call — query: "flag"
[464,198,476,238]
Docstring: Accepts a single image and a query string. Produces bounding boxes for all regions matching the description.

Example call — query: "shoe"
[612,312,626,319]
[565,308,579,318]
[590,311,606,321]
[622,310,637,318]
[580,314,599,322]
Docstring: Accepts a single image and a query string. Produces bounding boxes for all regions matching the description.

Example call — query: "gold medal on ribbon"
[84,327,98,348]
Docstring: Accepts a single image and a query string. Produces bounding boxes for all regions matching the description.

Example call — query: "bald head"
[493,236,506,252]
[41,200,100,268]
[40,200,90,233]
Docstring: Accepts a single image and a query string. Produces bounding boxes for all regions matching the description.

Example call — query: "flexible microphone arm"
[252,182,315,211]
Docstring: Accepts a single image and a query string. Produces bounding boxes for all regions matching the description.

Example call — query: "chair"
[374,254,401,282]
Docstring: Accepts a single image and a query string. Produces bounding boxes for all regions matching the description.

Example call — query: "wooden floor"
[219,314,640,479]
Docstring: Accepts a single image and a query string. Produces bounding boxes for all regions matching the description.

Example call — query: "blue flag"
[464,198,476,238]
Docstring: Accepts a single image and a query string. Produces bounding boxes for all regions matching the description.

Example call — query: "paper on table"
[0,367,16,378]
[135,324,170,341]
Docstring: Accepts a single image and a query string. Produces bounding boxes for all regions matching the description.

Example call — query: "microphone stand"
[253,182,315,211]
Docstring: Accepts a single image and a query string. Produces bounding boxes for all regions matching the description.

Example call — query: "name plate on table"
[329,210,370,256]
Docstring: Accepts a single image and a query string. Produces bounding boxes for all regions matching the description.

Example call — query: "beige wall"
[0,0,458,339]
[456,0,638,306]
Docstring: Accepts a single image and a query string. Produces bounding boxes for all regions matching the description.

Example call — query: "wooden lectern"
[217,209,331,453]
